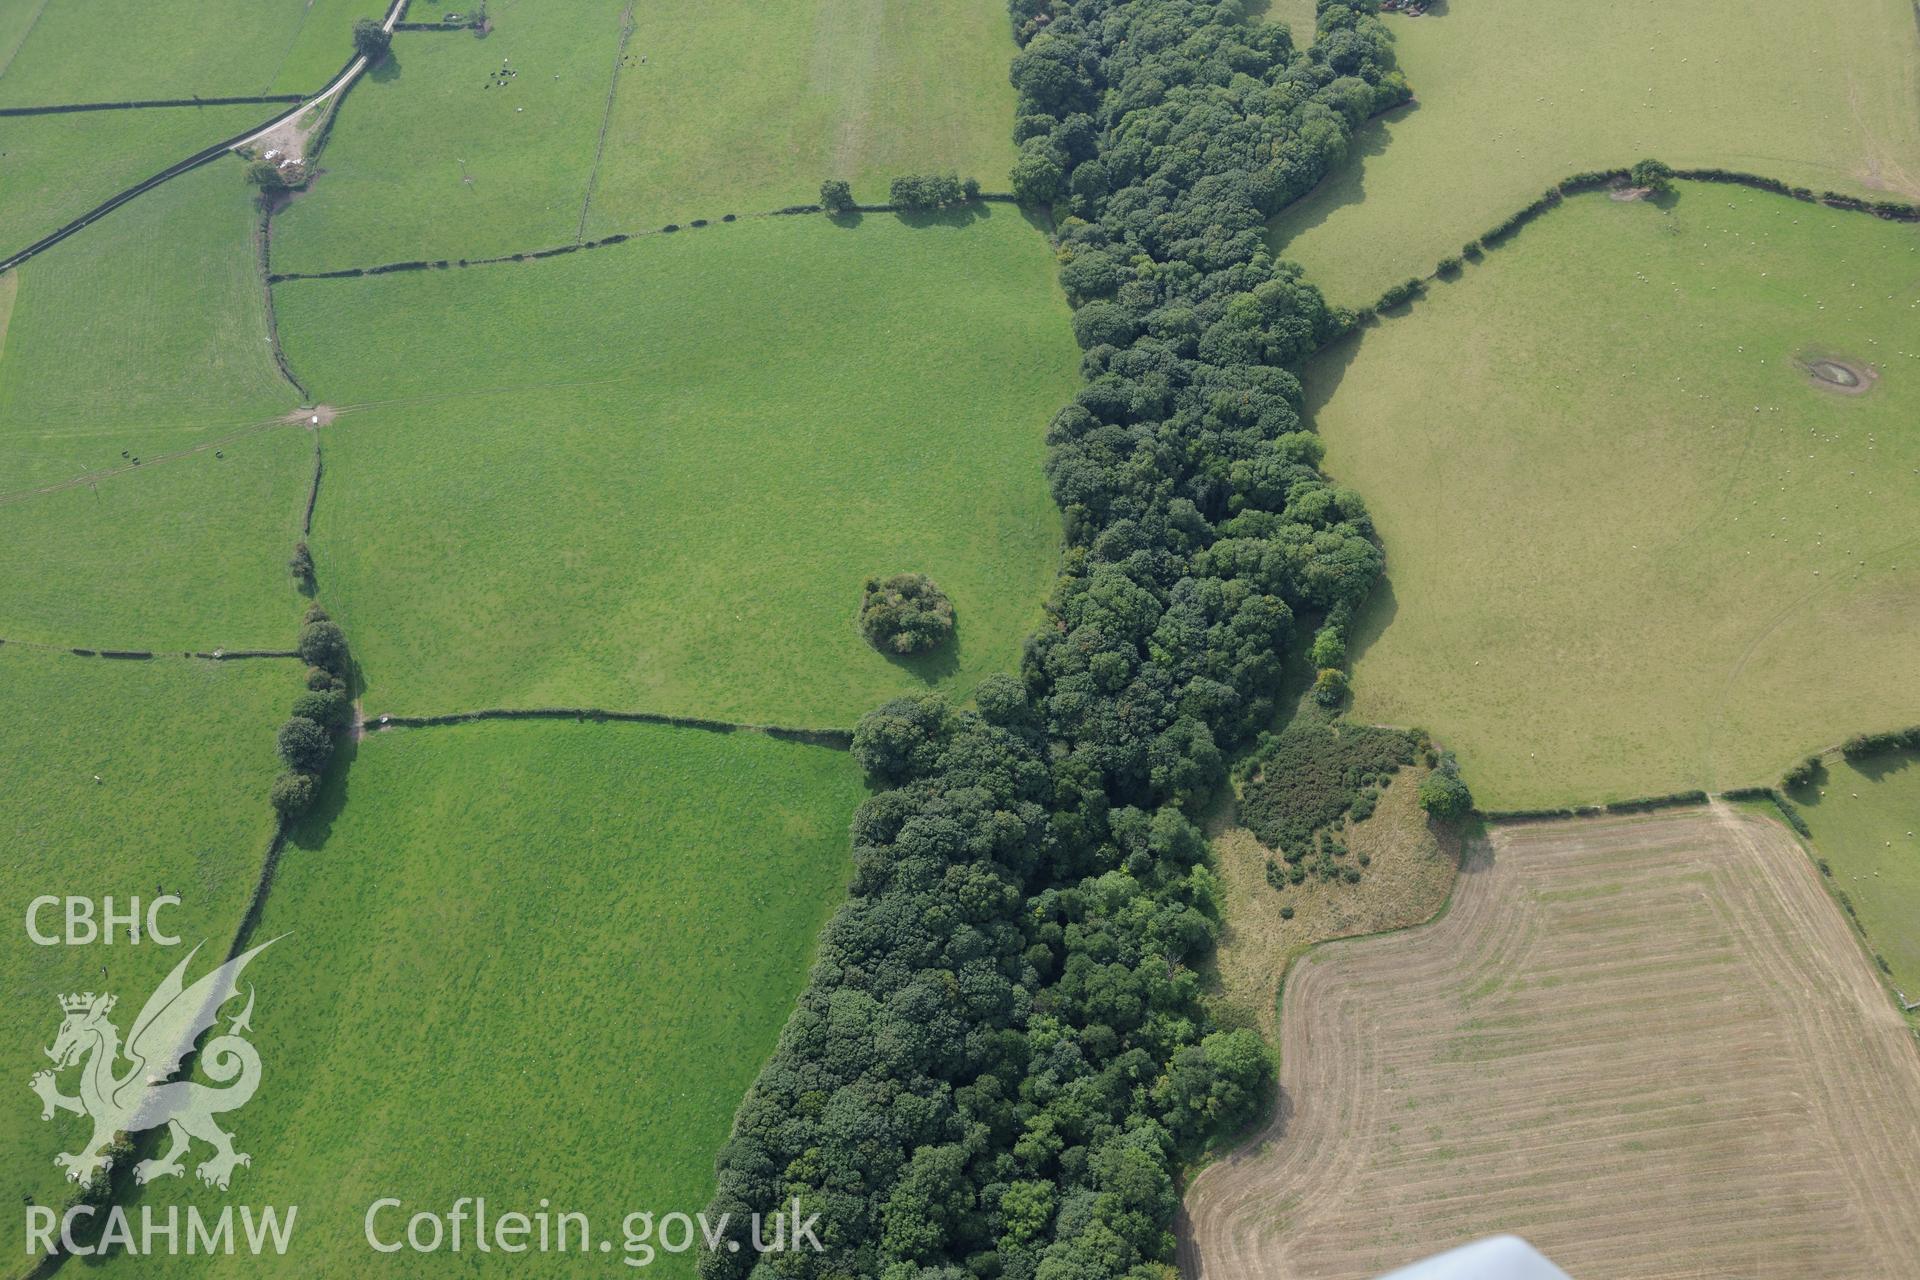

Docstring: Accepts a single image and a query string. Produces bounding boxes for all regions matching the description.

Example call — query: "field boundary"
[0,95,305,117]
[370,706,853,749]
[573,0,639,243]
[256,201,309,398]
[1349,166,1920,323]
[0,0,408,275]
[265,196,1018,282]
[0,637,299,661]
[300,440,323,535]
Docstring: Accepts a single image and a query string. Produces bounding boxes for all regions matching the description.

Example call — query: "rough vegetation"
[1238,719,1418,860]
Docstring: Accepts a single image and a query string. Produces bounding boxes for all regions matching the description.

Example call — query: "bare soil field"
[1180,805,1920,1279]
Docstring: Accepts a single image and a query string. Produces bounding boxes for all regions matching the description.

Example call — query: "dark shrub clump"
[858,573,955,655]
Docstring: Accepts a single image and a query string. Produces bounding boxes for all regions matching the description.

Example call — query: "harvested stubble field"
[1180,806,1920,1280]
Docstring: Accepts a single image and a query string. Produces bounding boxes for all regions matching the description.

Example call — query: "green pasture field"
[1314,183,1920,808]
[0,105,268,264]
[0,0,375,106]
[120,718,864,1279]
[582,0,1021,237]
[0,160,309,652]
[0,646,289,1262]
[270,0,1022,273]
[269,1,637,275]
[0,159,293,487]
[273,209,1075,725]
[0,426,314,651]
[1788,751,1920,996]
[1273,0,1920,305]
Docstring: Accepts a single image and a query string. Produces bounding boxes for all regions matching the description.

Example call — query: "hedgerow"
[272,603,350,819]
[703,3,1407,1277]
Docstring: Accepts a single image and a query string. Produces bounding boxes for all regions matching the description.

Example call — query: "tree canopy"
[703,3,1405,1276]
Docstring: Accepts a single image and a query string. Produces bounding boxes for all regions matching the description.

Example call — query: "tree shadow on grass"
[368,50,402,84]
[1269,99,1419,257]
[1344,576,1399,674]
[288,723,357,855]
[893,203,991,231]
[876,618,963,685]
[1851,748,1917,786]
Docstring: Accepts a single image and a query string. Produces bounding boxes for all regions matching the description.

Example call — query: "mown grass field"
[0,0,379,105]
[0,105,268,262]
[1314,183,1920,809]
[582,0,1020,237]
[1182,807,1920,1278]
[1788,750,1920,997]
[274,210,1075,725]
[270,0,1022,273]
[0,647,289,1262]
[1273,0,1920,304]
[122,719,864,1278]
[0,160,310,651]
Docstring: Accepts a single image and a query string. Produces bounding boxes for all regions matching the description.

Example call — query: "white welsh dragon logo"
[29,939,276,1191]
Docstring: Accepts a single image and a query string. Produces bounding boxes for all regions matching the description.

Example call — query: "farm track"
[0,0,409,275]
[1179,806,1920,1280]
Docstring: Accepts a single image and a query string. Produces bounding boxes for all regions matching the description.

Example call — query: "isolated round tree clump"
[858,573,955,656]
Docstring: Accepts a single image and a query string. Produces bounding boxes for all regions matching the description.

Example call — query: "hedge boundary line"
[370,705,853,749]
[0,637,298,661]
[1479,788,1711,824]
[265,195,1021,282]
[0,94,304,117]
[1356,166,1920,321]
[256,202,309,398]
[301,441,323,536]
[0,0,408,273]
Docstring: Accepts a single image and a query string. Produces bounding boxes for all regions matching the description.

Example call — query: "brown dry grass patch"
[1181,804,1920,1279]
[1207,763,1460,1043]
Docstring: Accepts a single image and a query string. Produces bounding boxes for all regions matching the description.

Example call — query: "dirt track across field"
[1179,805,1920,1279]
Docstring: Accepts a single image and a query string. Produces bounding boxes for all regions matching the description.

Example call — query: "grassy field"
[1273,0,1920,305]
[269,2,625,275]
[0,160,309,651]
[1788,750,1920,997]
[0,426,314,651]
[0,0,378,105]
[0,646,289,1262]
[0,105,271,263]
[270,0,1022,273]
[120,718,864,1278]
[273,209,1075,725]
[1313,183,1920,809]
[0,159,293,487]
[581,0,1021,238]
[1182,807,1920,1279]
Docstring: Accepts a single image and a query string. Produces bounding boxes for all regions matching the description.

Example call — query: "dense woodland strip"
[701,3,1406,1277]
